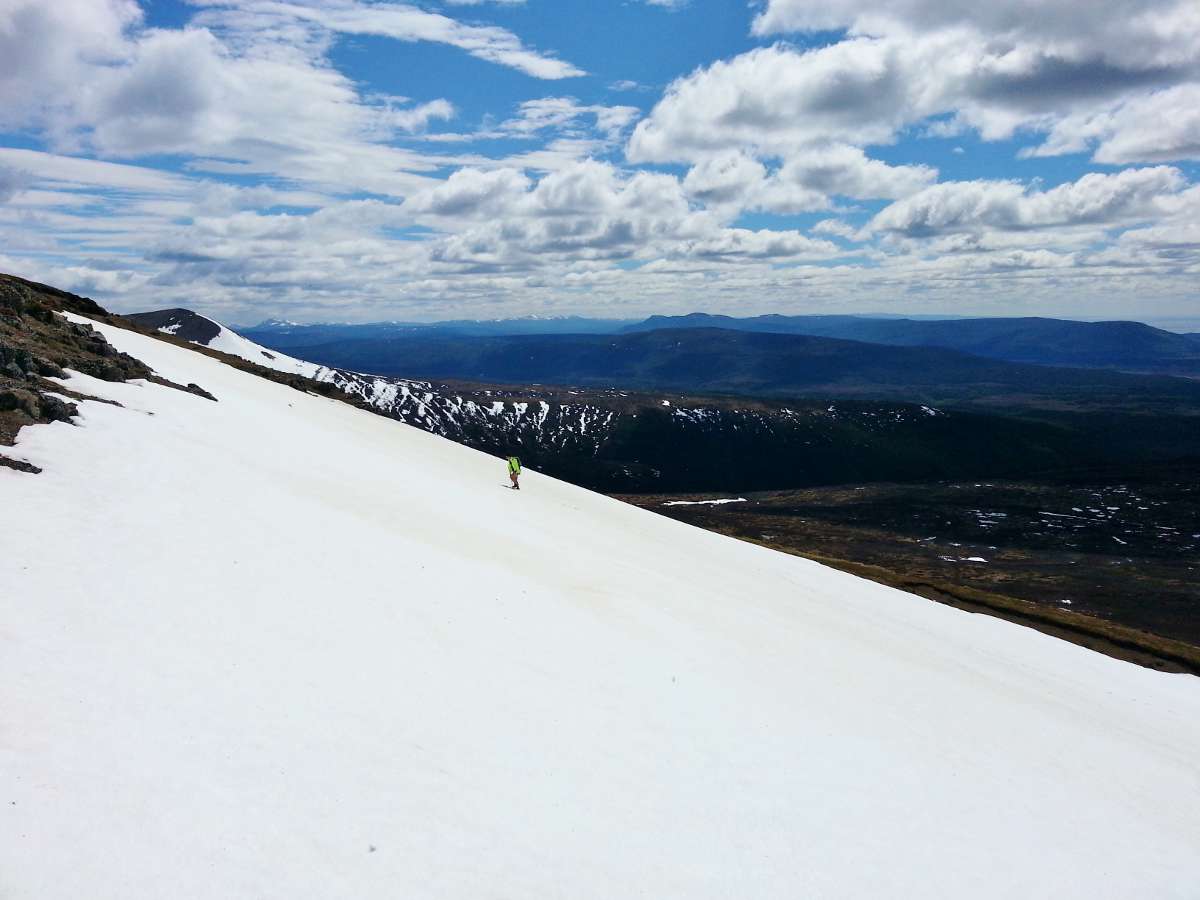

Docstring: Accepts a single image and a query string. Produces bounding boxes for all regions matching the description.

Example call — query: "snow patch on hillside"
[664,497,748,507]
[207,319,323,379]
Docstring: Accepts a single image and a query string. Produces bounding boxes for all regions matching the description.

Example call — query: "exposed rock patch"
[125,308,221,345]
[0,273,370,472]
[0,275,224,459]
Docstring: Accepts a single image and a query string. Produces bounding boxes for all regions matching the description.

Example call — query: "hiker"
[507,455,521,490]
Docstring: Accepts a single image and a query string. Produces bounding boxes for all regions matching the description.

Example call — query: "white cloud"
[426,97,639,148]
[869,167,1188,236]
[751,0,1200,74]
[677,228,837,261]
[0,0,141,130]
[772,145,936,202]
[384,99,457,134]
[682,152,769,208]
[403,167,531,217]
[628,24,1200,187]
[0,148,189,193]
[1029,85,1200,163]
[812,219,861,240]
[0,165,30,204]
[628,42,932,162]
[0,4,489,199]
[678,145,935,215]
[743,0,1200,168]
[1119,222,1200,251]
[193,0,584,80]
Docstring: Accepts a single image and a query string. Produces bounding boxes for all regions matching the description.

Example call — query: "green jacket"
[507,456,521,475]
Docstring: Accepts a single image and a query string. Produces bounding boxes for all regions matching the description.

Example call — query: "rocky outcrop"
[0,275,156,460]
[125,308,221,345]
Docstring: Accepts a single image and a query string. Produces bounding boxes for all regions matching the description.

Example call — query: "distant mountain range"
[622,314,1200,376]
[239,315,636,346]
[128,308,1200,491]
[241,311,1200,378]
[248,327,1200,414]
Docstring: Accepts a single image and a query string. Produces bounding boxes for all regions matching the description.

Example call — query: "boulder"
[39,394,76,422]
[36,357,65,378]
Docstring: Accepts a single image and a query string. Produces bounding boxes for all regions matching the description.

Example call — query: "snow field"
[2,315,1199,898]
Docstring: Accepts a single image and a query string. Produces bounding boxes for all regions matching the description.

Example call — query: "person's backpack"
[508,456,521,474]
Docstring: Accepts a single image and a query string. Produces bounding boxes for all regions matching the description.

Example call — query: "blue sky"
[1,0,1198,325]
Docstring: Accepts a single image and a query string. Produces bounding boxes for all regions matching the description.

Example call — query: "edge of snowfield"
[203,317,323,378]
[4,315,1199,899]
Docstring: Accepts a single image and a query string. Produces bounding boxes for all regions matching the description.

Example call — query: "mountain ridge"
[250,326,1200,413]
[622,313,1200,374]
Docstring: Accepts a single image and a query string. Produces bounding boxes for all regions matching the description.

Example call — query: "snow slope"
[3,315,1199,898]
[205,321,323,378]
[195,314,325,379]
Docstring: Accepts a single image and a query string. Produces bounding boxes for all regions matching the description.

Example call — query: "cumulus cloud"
[628,42,926,162]
[678,228,836,261]
[633,0,1200,174]
[0,0,583,186]
[682,152,770,208]
[773,145,936,202]
[869,167,1189,236]
[1029,84,1200,163]
[0,0,141,130]
[403,167,531,217]
[401,160,840,269]
[630,34,1200,163]
[752,0,1200,68]
[678,145,934,215]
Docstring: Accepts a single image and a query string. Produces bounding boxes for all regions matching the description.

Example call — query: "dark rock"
[0,454,40,474]
[125,309,220,345]
[0,388,40,417]
[3,361,22,379]
[36,357,65,378]
[186,383,218,401]
[39,394,76,422]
